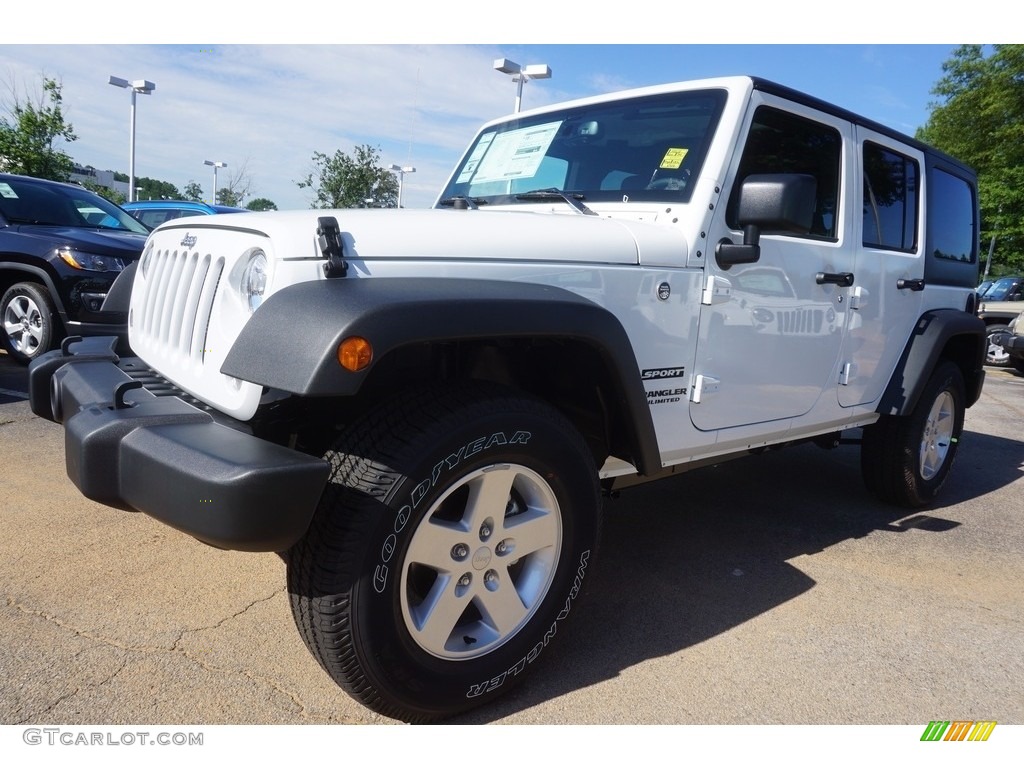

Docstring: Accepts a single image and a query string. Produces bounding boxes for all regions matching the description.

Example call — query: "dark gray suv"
[0,173,148,363]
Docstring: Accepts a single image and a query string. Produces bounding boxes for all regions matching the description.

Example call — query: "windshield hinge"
[317,216,348,278]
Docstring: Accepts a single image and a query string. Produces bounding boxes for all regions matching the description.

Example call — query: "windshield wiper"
[3,216,62,226]
[438,196,487,210]
[515,188,597,216]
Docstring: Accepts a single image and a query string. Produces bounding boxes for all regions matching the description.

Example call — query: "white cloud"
[0,44,523,209]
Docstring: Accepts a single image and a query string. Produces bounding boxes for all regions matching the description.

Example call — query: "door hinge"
[839,362,857,386]
[691,374,720,403]
[849,286,867,310]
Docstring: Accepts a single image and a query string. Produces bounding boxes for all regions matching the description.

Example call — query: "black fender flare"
[99,260,137,313]
[221,277,660,475]
[877,309,986,416]
[0,261,67,319]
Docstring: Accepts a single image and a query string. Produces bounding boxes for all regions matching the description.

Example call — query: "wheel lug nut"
[452,544,469,560]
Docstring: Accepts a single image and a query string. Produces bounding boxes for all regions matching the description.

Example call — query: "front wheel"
[287,384,601,722]
[1,282,59,364]
[861,361,966,507]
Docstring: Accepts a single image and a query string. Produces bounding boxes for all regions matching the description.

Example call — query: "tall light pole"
[387,164,416,208]
[493,58,551,113]
[204,160,226,204]
[108,76,155,202]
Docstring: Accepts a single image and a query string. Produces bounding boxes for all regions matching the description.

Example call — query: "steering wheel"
[647,175,687,191]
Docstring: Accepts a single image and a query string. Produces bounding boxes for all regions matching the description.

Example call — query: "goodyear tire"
[287,383,601,722]
[861,361,965,507]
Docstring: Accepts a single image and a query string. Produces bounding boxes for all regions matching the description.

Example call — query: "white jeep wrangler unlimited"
[31,76,987,722]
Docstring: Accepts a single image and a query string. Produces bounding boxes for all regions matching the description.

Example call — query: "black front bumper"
[29,337,330,552]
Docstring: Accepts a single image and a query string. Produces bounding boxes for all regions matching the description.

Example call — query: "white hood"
[179,207,689,266]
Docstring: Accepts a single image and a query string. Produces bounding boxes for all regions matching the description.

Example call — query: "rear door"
[837,129,925,407]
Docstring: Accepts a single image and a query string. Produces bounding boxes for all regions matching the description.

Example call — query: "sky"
[0,5,1003,211]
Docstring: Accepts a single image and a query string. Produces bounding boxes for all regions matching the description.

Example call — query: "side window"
[862,141,919,251]
[727,106,841,238]
[929,168,976,263]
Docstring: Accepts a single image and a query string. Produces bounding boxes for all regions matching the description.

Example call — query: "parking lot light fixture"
[493,58,551,113]
[204,160,227,205]
[108,76,155,203]
[387,164,416,208]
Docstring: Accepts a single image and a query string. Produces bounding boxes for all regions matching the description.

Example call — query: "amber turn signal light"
[338,336,373,372]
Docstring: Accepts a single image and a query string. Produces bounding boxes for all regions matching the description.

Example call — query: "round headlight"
[240,249,269,314]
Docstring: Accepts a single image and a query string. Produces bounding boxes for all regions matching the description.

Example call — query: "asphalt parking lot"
[1,351,1022,727]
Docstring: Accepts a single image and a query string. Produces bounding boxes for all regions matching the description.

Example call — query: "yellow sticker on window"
[659,148,689,169]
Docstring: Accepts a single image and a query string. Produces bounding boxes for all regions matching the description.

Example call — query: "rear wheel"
[861,361,965,507]
[287,384,601,722]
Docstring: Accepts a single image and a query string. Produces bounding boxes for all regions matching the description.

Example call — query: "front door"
[691,95,854,432]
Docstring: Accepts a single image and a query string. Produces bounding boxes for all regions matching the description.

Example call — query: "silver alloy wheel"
[3,293,44,356]
[986,332,1009,365]
[920,390,955,481]
[400,463,562,660]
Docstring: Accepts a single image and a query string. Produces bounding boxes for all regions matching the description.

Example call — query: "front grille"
[137,248,225,362]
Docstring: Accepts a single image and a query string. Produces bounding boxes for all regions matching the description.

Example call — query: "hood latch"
[317,216,348,278]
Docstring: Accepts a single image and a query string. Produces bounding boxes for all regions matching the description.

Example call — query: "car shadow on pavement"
[935,428,1024,507]
[450,430,1021,723]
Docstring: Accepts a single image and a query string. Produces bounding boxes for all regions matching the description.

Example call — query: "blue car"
[122,200,248,228]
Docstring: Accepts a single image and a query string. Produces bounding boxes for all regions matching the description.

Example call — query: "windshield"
[438,88,727,207]
[0,177,149,234]
[984,277,1023,301]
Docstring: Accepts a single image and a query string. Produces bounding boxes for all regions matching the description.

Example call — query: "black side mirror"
[716,173,817,269]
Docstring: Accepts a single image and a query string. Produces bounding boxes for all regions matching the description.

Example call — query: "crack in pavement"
[6,591,327,723]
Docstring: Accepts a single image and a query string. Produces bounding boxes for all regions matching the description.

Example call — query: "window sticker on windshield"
[468,121,562,184]
[659,148,689,169]
[0,183,19,199]
[456,132,496,184]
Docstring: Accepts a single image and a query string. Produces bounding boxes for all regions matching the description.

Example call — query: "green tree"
[0,76,78,181]
[217,187,242,207]
[917,45,1024,275]
[246,197,278,211]
[297,144,398,209]
[137,177,181,202]
[183,180,204,202]
[221,158,253,206]
[81,180,127,205]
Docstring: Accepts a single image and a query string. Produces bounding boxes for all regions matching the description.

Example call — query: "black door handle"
[815,272,855,287]
[897,278,925,291]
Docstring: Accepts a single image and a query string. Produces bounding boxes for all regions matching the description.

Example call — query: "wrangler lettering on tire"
[286,384,600,722]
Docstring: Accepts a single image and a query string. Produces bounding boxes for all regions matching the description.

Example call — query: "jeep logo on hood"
[180,233,197,248]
